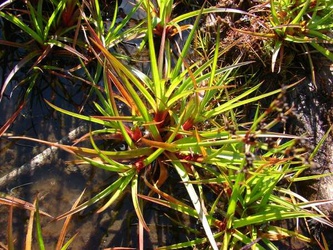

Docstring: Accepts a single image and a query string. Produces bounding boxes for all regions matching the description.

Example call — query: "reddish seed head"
[134,158,145,172]
[182,119,194,131]
[131,127,142,141]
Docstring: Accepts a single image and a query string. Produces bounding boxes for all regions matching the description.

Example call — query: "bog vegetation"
[0,0,333,249]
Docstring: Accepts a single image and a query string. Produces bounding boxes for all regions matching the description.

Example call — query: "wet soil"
[285,57,333,214]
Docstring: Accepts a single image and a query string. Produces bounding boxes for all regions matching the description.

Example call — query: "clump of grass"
[2,0,333,249]
[0,0,89,100]
[0,0,142,117]
[233,0,333,85]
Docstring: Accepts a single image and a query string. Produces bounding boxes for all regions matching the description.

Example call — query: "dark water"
[0,70,196,249]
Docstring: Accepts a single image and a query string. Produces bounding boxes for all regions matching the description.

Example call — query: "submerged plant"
[5,0,333,249]
[0,0,90,100]
[0,0,145,139]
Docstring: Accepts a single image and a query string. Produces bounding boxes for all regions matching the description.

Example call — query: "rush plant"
[233,0,333,84]
[0,0,89,101]
[7,0,333,249]
[269,0,333,79]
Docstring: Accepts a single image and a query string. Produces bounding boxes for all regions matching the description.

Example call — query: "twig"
[0,124,88,188]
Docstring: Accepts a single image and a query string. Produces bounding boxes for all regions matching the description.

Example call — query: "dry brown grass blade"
[140,137,177,151]
[0,242,8,249]
[194,127,207,158]
[0,101,25,137]
[321,232,329,250]
[105,68,140,115]
[55,189,85,250]
[8,136,146,160]
[7,205,14,250]
[143,172,185,206]
[0,194,52,218]
[154,160,168,188]
[138,219,144,250]
[0,39,30,48]
[231,27,276,38]
[32,45,53,69]
[25,198,37,250]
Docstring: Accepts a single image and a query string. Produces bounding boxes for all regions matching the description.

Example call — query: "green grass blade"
[27,1,43,37]
[47,39,89,61]
[56,171,135,220]
[60,233,78,250]
[233,211,318,228]
[88,131,133,171]
[44,0,66,40]
[145,0,161,101]
[171,3,204,80]
[93,0,104,37]
[157,232,224,250]
[35,198,45,250]
[310,125,333,160]
[310,42,333,61]
[269,0,280,27]
[97,170,136,213]
[131,173,149,231]
[45,100,115,127]
[0,50,40,100]
[106,0,142,44]
[231,229,267,250]
[167,152,219,250]
[172,8,249,24]
[0,11,43,44]
[291,0,311,25]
